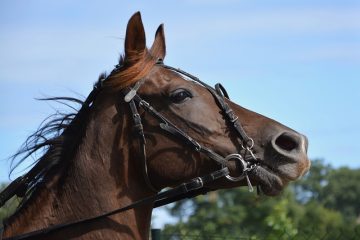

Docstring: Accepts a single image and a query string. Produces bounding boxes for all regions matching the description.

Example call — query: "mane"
[104,48,158,90]
[3,48,159,220]
[7,93,97,210]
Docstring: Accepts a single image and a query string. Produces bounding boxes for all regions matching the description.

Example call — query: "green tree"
[292,159,332,202]
[0,183,20,224]
[320,167,360,221]
[294,160,360,222]
[162,160,360,239]
[264,198,298,240]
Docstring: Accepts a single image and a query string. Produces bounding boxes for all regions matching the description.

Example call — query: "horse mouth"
[247,160,290,196]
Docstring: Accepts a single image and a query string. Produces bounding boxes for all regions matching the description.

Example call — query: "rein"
[0,61,258,240]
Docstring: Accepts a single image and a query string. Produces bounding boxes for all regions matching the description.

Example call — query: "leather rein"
[0,60,258,240]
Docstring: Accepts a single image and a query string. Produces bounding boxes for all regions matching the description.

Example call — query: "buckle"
[184,177,204,192]
[124,78,145,102]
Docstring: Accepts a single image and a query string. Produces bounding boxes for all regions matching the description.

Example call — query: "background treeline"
[160,160,360,239]
[0,183,20,224]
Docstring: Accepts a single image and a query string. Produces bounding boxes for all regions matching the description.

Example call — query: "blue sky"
[0,0,359,225]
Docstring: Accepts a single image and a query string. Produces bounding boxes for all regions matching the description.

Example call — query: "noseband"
[0,60,259,240]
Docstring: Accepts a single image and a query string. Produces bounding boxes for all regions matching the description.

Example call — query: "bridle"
[0,60,259,240]
[124,60,259,192]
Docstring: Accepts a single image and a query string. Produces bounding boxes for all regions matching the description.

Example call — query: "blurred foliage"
[162,160,360,239]
[0,183,20,224]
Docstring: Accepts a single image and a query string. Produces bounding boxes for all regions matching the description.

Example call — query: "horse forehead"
[144,67,190,91]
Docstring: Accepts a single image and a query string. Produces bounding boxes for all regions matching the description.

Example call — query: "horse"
[0,12,310,240]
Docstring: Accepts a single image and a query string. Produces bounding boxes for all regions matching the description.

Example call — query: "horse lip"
[251,159,295,183]
[247,158,298,194]
[249,165,284,196]
[247,157,296,182]
[244,155,298,194]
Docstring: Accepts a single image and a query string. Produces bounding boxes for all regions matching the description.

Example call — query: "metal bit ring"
[224,154,248,182]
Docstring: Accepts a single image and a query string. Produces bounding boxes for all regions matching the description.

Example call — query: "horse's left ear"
[150,24,166,60]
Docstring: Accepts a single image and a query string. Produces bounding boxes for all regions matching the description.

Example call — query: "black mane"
[2,77,104,212]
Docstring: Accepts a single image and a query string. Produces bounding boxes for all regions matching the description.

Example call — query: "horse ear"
[150,24,166,60]
[124,12,146,60]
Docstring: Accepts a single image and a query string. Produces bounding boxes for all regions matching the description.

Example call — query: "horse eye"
[169,89,192,103]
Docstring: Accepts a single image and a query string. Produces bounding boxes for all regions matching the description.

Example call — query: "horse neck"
[4,104,155,240]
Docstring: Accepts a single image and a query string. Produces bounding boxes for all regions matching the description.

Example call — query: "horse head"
[101,12,310,196]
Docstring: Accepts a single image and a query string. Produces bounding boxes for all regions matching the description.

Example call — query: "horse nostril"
[275,132,299,152]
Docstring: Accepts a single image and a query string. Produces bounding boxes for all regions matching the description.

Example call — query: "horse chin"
[250,165,288,196]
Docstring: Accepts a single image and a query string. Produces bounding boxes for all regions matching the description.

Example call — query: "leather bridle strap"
[1,167,229,240]
[128,99,158,192]
[133,95,230,167]
[127,93,231,192]
[159,63,254,149]
[156,63,258,186]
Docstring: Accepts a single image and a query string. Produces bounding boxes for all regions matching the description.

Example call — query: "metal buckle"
[124,78,145,102]
[139,100,150,108]
[133,113,140,119]
[184,177,204,192]
[195,177,204,189]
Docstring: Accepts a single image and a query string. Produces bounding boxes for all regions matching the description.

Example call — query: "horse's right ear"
[124,12,146,61]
